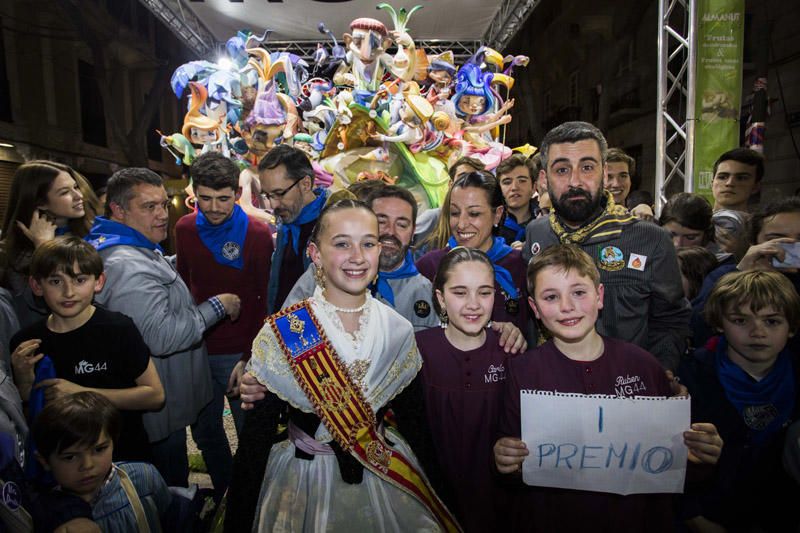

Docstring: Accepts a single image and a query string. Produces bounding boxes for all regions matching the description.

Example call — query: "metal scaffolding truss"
[139,0,536,60]
[655,0,697,212]
[484,0,542,52]
[138,0,216,57]
[248,40,483,65]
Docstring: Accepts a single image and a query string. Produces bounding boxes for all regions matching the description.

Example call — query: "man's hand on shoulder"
[491,322,528,354]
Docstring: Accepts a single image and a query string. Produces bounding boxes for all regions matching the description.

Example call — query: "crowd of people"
[0,120,797,532]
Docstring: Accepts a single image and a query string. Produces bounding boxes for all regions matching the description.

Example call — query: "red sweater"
[175,212,273,360]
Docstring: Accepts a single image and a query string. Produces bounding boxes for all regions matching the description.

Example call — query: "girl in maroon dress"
[416,171,529,336]
[417,247,520,532]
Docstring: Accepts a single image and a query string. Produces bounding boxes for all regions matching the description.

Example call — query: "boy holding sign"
[679,270,800,532]
[493,244,721,531]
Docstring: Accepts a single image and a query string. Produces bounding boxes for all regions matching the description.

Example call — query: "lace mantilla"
[314,288,372,351]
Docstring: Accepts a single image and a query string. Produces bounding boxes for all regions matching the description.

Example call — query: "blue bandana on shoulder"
[370,250,419,306]
[196,204,248,269]
[715,336,796,446]
[447,236,520,299]
[502,216,525,242]
[281,188,326,255]
[85,217,163,253]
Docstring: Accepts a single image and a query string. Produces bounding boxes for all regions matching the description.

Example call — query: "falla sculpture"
[159,4,529,218]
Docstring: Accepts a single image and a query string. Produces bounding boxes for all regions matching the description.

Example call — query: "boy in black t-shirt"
[9,237,164,462]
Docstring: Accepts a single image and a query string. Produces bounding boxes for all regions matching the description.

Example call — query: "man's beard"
[378,234,409,271]
[550,186,603,226]
[274,204,299,224]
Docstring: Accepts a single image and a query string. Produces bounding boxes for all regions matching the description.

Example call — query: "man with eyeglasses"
[258,145,330,312]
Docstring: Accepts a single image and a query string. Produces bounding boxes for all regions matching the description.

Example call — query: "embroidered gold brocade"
[347,359,371,389]
[370,342,422,405]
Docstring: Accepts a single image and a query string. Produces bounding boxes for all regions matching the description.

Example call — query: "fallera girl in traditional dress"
[225,199,459,532]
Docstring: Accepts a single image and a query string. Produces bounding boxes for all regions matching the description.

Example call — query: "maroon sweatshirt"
[497,338,675,533]
[175,212,273,360]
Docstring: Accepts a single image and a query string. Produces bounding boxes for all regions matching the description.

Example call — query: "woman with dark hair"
[416,171,529,334]
[0,160,100,325]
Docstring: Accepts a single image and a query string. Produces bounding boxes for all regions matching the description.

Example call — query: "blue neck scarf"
[86,217,163,253]
[55,226,70,236]
[196,204,249,270]
[715,336,796,446]
[447,236,520,299]
[281,188,326,255]
[370,250,418,306]
[503,216,525,242]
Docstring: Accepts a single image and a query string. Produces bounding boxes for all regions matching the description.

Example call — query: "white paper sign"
[520,391,691,495]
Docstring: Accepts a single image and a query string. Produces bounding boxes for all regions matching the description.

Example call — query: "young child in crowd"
[677,246,719,301]
[493,244,722,532]
[679,270,800,532]
[416,247,518,532]
[33,392,170,532]
[9,237,164,462]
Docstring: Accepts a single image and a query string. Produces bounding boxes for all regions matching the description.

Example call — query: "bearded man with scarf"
[523,122,690,371]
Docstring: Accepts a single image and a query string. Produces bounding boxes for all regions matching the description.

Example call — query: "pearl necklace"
[321,290,368,314]
[320,289,368,313]
[329,301,368,313]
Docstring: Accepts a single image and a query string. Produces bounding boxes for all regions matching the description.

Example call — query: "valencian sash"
[270,301,461,533]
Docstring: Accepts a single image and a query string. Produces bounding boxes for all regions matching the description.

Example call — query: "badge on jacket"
[414,300,431,318]
[598,246,624,271]
[505,298,520,315]
[627,253,647,271]
[222,241,241,260]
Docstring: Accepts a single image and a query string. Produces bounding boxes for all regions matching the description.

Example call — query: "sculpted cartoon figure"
[241,48,300,163]
[424,52,457,111]
[333,7,418,104]
[182,82,230,157]
[371,83,433,147]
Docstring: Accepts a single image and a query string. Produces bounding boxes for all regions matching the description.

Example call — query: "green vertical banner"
[693,0,745,201]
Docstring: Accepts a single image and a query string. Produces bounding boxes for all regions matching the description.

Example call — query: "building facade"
[505,0,799,205]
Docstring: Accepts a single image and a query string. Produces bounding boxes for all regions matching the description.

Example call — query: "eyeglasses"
[262,176,305,202]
